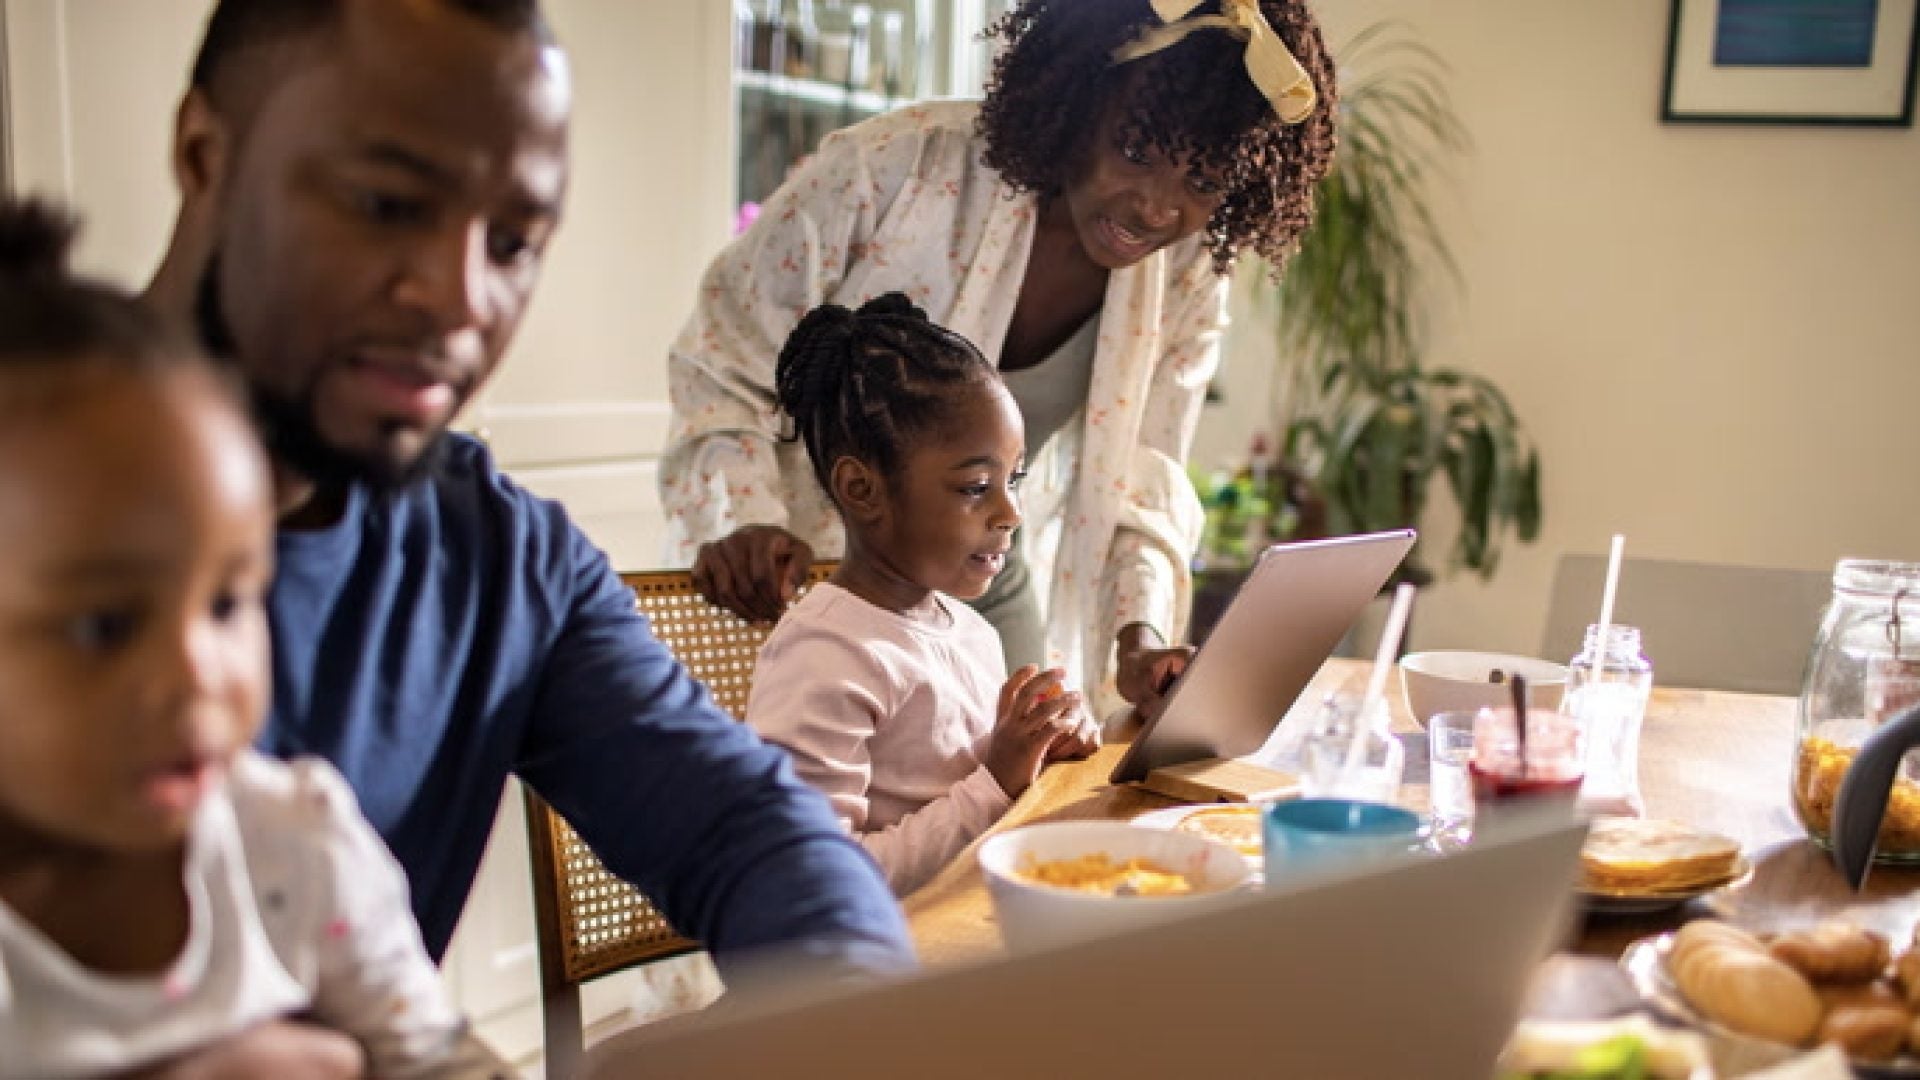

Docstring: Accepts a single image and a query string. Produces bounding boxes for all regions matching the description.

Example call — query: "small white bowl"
[978,821,1251,953]
[1399,650,1569,728]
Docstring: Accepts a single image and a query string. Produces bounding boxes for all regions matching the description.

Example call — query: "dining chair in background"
[523,564,836,1080]
[1539,554,1831,697]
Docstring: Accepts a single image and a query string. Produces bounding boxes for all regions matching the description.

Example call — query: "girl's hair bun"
[789,300,861,349]
[0,199,78,282]
[855,292,926,322]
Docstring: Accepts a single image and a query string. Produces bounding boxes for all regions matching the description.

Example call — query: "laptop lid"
[585,810,1588,1080]
[1109,529,1416,785]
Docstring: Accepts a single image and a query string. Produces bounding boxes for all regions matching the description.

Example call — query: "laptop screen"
[584,809,1587,1080]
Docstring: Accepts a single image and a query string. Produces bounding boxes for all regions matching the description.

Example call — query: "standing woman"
[661,0,1336,719]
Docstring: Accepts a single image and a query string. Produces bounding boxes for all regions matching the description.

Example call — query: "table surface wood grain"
[903,657,1920,980]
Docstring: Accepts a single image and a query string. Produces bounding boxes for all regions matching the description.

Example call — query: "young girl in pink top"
[747,294,1097,895]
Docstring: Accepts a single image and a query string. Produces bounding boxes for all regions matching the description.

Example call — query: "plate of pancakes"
[1132,804,1269,881]
[1580,816,1750,914]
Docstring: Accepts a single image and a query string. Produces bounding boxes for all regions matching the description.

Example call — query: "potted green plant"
[1263,23,1540,583]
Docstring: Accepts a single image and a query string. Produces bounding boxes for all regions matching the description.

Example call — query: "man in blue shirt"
[141,0,911,1071]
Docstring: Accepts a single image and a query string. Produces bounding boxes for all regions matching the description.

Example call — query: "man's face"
[202,0,570,487]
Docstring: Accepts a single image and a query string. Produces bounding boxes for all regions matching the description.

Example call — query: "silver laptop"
[1110,529,1417,784]
[583,809,1588,1080]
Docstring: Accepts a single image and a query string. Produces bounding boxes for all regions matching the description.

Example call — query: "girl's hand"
[985,665,1082,799]
[1045,713,1102,762]
[692,524,815,624]
[1114,623,1195,723]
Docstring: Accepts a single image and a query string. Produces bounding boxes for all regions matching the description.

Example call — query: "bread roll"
[1893,945,1920,1007]
[1671,919,1765,982]
[1816,978,1903,1013]
[1769,921,1890,983]
[1673,940,1822,1046]
[1820,1003,1908,1060]
[1673,919,1764,957]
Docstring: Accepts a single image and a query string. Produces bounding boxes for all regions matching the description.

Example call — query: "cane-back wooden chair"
[523,564,835,1079]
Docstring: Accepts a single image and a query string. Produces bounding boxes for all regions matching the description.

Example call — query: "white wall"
[1198,0,1920,657]
[2,0,211,284]
[483,1,732,410]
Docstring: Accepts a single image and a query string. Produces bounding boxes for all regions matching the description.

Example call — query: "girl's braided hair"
[775,292,999,499]
[977,0,1337,274]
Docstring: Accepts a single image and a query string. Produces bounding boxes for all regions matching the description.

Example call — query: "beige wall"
[1199,0,1920,656]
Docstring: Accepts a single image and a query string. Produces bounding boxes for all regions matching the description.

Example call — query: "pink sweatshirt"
[747,583,1012,895]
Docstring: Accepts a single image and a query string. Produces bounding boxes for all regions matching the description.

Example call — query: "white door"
[2,0,735,1068]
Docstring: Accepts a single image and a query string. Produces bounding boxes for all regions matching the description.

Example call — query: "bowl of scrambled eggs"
[978,821,1252,953]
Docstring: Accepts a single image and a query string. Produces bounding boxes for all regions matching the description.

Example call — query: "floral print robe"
[659,101,1224,714]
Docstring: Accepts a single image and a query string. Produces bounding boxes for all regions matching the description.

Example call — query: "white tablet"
[1108,529,1417,785]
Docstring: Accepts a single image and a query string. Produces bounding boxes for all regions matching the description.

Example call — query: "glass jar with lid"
[1564,624,1653,817]
[1793,559,1920,860]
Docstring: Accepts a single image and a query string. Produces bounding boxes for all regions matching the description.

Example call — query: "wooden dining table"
[902,657,1920,1004]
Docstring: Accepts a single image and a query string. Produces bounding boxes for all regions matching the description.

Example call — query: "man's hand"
[691,525,815,623]
[125,1020,365,1080]
[1114,623,1195,723]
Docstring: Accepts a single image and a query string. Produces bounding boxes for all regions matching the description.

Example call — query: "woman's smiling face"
[1057,93,1229,270]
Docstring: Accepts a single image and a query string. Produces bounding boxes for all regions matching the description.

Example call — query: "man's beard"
[196,257,443,494]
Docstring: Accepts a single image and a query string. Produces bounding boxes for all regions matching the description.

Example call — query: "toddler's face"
[0,365,274,854]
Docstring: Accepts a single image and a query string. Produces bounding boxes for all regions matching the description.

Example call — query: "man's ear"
[830,456,886,526]
[172,88,232,209]
[146,89,233,320]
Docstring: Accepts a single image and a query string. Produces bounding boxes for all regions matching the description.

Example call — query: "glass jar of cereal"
[1794,559,1920,860]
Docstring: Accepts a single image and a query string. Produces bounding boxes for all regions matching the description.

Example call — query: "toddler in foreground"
[0,201,506,1078]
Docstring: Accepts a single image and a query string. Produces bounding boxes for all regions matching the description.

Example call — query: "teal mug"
[1263,798,1424,881]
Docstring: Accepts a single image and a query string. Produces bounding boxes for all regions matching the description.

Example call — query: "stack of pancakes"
[1581,817,1743,893]
[1174,805,1265,859]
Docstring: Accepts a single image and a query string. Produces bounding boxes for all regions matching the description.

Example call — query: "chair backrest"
[1539,554,1831,696]
[523,564,835,1078]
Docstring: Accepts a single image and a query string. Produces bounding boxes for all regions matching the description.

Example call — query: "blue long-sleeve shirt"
[258,434,913,975]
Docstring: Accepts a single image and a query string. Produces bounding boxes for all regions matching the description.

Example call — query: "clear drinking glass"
[1304,695,1405,804]
[1427,710,1477,834]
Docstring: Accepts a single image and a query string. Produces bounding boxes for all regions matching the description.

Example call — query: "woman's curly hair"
[978,0,1337,274]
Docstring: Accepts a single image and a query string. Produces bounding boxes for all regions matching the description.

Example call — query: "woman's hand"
[1114,623,1195,723]
[985,665,1082,799]
[691,525,815,624]
[126,1021,365,1079]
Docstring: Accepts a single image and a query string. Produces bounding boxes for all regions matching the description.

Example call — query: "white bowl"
[1399,650,1569,728]
[978,821,1251,953]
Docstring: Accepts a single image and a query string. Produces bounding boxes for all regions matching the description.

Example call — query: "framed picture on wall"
[1663,0,1919,126]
